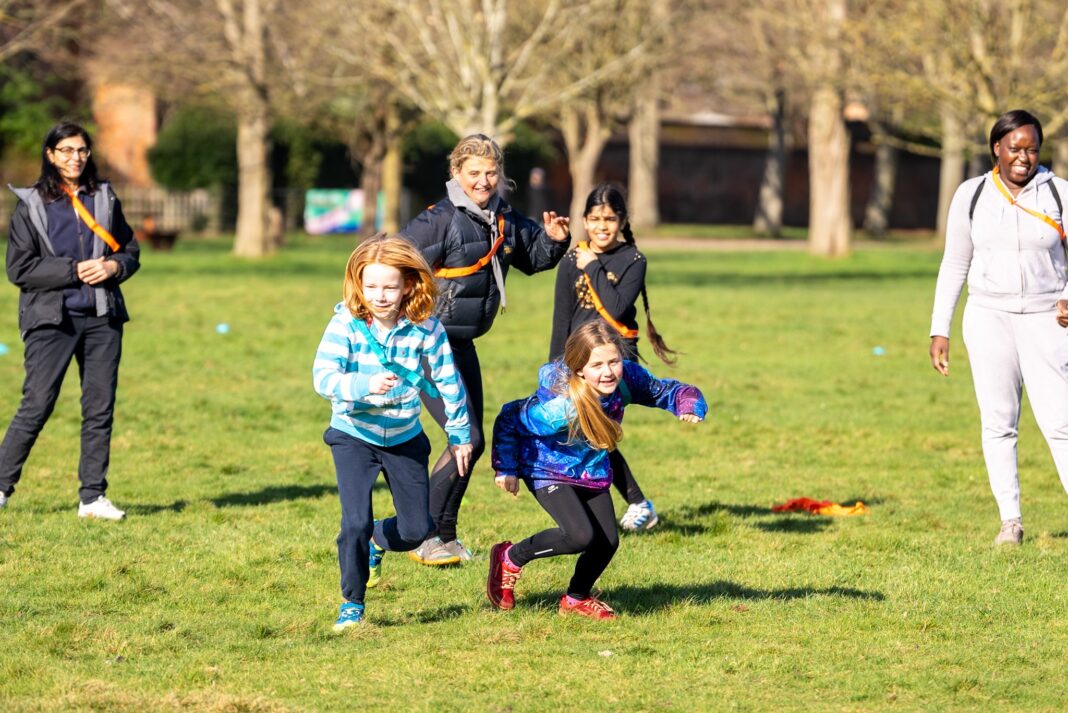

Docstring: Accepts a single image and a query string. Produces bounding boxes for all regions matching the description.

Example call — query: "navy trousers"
[325,427,434,604]
[0,315,122,503]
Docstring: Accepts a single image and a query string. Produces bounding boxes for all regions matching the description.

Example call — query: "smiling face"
[577,343,624,395]
[46,135,89,187]
[453,156,500,208]
[994,125,1041,188]
[583,204,623,252]
[361,262,410,323]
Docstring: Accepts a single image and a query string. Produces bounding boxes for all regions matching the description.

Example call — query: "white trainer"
[620,499,659,531]
[993,518,1023,546]
[78,495,126,521]
[0,492,7,509]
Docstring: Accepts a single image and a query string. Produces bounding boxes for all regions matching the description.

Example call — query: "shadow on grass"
[125,500,188,515]
[211,484,336,507]
[655,498,881,536]
[373,604,472,627]
[523,580,885,615]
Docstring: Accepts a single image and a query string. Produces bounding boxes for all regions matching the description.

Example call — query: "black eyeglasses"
[53,147,91,159]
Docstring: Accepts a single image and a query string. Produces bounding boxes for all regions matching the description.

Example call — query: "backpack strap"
[968,179,985,223]
[1046,180,1064,224]
[353,320,441,398]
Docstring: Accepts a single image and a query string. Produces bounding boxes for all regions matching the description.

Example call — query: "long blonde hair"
[448,133,515,191]
[562,321,625,451]
[342,233,437,322]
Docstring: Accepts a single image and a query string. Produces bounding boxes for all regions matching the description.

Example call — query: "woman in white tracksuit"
[930,109,1068,546]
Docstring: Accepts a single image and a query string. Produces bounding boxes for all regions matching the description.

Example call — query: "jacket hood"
[446,178,500,225]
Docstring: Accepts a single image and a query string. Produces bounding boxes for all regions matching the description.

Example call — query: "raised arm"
[508,211,570,276]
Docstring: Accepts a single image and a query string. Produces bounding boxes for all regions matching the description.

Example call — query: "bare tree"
[0,1,88,62]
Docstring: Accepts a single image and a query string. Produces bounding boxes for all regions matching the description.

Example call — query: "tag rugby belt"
[577,241,639,339]
[64,186,121,252]
[434,213,507,278]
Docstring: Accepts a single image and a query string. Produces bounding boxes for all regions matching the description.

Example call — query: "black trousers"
[610,449,645,505]
[325,428,434,604]
[507,483,619,599]
[421,337,484,542]
[0,315,122,503]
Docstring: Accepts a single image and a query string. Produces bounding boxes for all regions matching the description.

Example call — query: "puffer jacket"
[931,167,1068,338]
[6,183,140,338]
[491,359,707,490]
[401,195,568,340]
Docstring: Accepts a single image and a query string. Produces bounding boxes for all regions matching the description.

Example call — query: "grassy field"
[1,236,1067,712]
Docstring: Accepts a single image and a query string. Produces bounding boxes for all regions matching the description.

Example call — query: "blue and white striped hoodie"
[313,302,470,447]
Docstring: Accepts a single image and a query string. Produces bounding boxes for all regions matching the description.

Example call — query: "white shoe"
[620,499,658,531]
[993,518,1023,546]
[78,495,125,521]
[0,492,7,509]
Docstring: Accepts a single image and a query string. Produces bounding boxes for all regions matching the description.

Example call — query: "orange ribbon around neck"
[578,241,639,339]
[434,213,506,278]
[63,186,121,252]
[990,167,1066,242]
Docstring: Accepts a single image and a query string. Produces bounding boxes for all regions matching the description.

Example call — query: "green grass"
[1,235,1067,711]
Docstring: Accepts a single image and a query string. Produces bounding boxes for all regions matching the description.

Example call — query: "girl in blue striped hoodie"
[487,321,705,619]
[313,235,471,630]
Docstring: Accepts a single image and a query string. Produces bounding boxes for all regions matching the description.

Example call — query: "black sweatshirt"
[548,241,647,361]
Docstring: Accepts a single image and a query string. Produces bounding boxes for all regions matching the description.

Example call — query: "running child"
[313,235,472,631]
[487,321,705,619]
[548,183,678,531]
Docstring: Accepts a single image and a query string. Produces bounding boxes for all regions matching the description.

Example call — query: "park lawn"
[1,236,1067,712]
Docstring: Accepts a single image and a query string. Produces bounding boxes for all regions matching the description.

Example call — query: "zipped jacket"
[931,167,1068,338]
[491,360,707,489]
[6,183,140,337]
[402,196,568,340]
[312,303,470,447]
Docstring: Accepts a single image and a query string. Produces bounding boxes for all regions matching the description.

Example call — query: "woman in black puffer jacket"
[401,133,570,565]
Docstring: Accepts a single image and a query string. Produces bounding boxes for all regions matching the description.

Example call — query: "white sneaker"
[0,492,7,509]
[993,518,1023,546]
[620,499,658,531]
[78,495,125,521]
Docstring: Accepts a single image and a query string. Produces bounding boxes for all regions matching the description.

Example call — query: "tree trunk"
[863,125,898,237]
[232,103,273,257]
[937,108,965,240]
[753,88,786,237]
[358,132,387,238]
[381,125,403,233]
[628,75,660,232]
[807,84,851,257]
[1054,139,1068,178]
[561,106,612,242]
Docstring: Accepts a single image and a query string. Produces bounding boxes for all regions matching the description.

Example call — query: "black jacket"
[548,241,646,361]
[6,183,140,337]
[402,198,567,340]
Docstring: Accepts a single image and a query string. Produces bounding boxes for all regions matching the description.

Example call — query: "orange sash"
[435,214,506,278]
[578,241,639,339]
[991,167,1066,241]
[63,186,120,252]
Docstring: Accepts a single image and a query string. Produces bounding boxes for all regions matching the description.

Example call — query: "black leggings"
[507,484,619,599]
[610,449,645,505]
[421,338,484,542]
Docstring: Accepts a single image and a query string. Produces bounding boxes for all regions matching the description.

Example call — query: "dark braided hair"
[584,183,678,365]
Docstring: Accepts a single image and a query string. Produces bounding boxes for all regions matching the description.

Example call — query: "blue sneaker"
[367,534,385,588]
[333,602,364,631]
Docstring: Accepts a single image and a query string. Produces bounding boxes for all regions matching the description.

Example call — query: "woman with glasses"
[930,109,1068,545]
[0,122,140,519]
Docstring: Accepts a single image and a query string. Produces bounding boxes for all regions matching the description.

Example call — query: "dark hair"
[36,122,101,201]
[989,110,1043,161]
[583,183,678,365]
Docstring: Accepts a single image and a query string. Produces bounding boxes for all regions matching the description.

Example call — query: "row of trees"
[5,1,1068,257]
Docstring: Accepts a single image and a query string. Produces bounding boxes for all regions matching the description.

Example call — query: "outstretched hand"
[930,336,949,376]
[679,413,702,424]
[495,474,519,497]
[543,211,570,242]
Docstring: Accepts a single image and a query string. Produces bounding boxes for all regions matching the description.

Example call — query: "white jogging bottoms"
[962,303,1068,520]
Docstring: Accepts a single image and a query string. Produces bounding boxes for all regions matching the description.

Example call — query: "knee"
[559,524,596,554]
[396,518,432,548]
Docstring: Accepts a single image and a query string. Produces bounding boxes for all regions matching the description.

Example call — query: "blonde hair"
[342,233,437,323]
[448,133,514,190]
[562,321,625,452]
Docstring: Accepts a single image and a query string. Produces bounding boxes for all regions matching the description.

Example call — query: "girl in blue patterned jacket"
[487,321,706,619]
[313,235,471,631]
